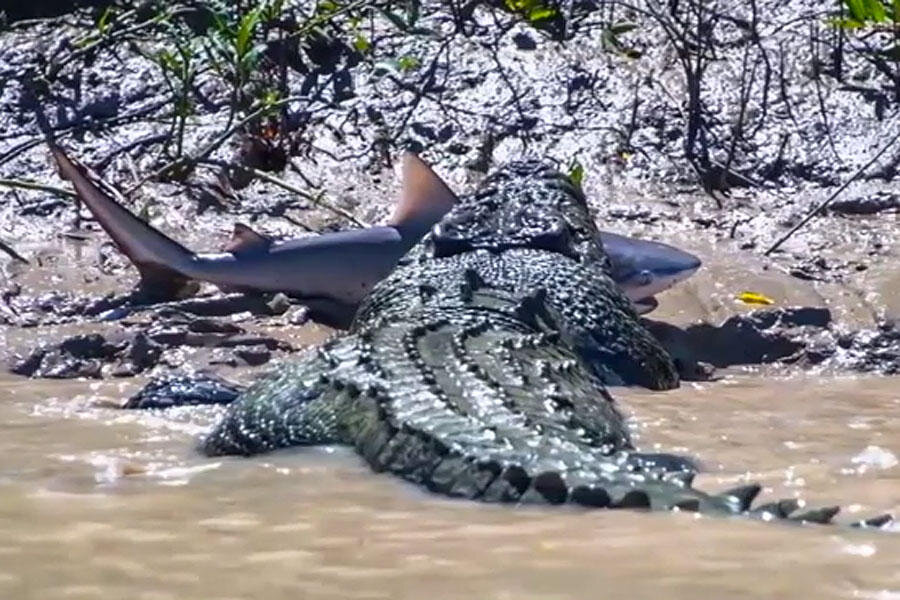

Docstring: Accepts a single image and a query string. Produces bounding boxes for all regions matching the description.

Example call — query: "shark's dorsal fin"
[225,223,273,255]
[388,153,457,238]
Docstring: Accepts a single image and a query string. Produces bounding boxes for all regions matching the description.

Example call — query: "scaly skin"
[144,160,890,526]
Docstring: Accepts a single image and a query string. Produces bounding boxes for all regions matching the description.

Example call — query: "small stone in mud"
[121,463,149,476]
[10,349,46,377]
[283,305,311,325]
[147,326,188,346]
[186,318,244,334]
[11,333,124,379]
[513,32,537,50]
[828,191,900,215]
[234,345,272,366]
[112,333,163,377]
[37,352,104,379]
[266,293,291,315]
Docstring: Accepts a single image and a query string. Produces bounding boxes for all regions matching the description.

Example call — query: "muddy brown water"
[0,369,897,600]
[0,218,898,599]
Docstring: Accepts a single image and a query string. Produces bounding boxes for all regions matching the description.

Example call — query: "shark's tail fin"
[50,145,197,301]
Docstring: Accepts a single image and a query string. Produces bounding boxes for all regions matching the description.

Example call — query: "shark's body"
[50,146,700,327]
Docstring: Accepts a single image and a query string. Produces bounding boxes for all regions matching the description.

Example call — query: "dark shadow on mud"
[644,307,900,380]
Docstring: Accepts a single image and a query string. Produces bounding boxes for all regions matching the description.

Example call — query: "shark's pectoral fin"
[134,265,200,301]
[225,223,273,255]
[388,153,458,245]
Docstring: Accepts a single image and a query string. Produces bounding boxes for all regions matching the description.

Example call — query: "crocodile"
[139,158,889,527]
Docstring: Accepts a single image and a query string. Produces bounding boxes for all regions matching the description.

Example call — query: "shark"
[50,145,700,327]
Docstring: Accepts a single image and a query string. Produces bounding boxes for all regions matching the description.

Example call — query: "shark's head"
[429,160,607,267]
[600,231,701,304]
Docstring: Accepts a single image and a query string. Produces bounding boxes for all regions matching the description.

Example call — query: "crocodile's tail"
[339,320,893,530]
[350,400,892,528]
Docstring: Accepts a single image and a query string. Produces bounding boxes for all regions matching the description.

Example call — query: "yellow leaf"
[736,291,775,306]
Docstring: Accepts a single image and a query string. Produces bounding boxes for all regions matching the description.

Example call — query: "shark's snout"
[600,231,702,305]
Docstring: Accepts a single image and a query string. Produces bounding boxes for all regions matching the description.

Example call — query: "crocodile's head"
[428,160,608,267]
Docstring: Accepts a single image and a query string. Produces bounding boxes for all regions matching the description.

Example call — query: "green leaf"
[608,22,637,35]
[353,34,371,53]
[74,34,100,49]
[396,55,420,71]
[96,6,114,35]
[863,0,888,21]
[503,0,559,23]
[828,16,867,28]
[317,0,339,15]
[568,160,584,190]
[528,6,559,22]
[236,8,262,58]
[263,0,285,21]
[261,88,281,108]
[845,0,868,21]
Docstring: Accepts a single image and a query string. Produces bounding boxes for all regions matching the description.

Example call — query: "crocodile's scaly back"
[197,160,890,527]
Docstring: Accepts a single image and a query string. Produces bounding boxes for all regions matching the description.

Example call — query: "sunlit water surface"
[0,372,897,600]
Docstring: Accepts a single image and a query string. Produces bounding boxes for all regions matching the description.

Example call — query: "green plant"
[204,3,270,126]
[502,0,560,25]
[148,32,201,160]
[833,0,900,28]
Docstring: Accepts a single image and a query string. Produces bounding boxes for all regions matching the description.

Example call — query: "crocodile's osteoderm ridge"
[195,160,887,526]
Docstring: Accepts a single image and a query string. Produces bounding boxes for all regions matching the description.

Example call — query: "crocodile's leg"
[200,339,359,456]
[124,372,247,409]
[517,250,679,390]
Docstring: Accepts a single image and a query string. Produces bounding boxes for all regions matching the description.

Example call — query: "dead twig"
[0,239,29,264]
[764,127,900,256]
[123,96,305,196]
[809,22,844,165]
[198,159,368,228]
[0,178,77,198]
[718,44,758,193]
[95,133,171,172]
